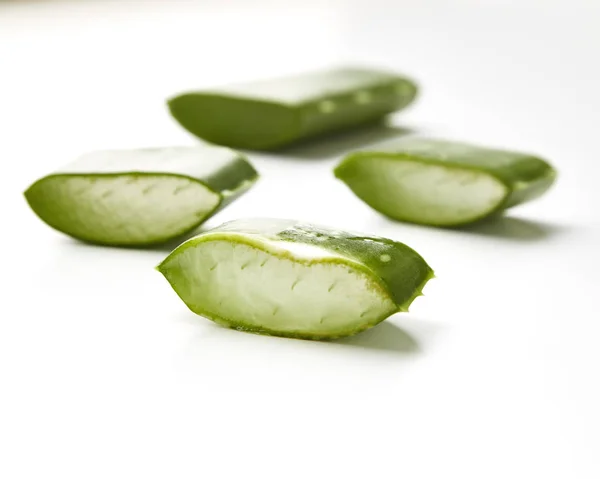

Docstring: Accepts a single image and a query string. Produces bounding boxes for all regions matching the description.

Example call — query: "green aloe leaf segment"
[25,145,258,246]
[168,67,418,150]
[157,218,433,340]
[335,138,557,226]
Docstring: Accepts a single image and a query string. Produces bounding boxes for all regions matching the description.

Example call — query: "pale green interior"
[26,174,220,245]
[161,239,397,338]
[341,157,509,226]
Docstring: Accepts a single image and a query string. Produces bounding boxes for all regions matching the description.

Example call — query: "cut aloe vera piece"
[334,138,557,227]
[24,146,258,246]
[157,218,433,340]
[168,67,417,150]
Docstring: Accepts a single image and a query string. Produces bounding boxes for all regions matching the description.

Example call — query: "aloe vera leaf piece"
[157,218,434,340]
[334,138,557,227]
[24,146,258,246]
[168,67,418,150]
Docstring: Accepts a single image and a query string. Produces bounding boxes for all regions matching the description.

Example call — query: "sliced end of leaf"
[335,155,509,226]
[157,220,434,340]
[24,173,221,246]
[158,236,400,339]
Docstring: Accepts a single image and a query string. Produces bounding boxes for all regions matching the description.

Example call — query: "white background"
[1,1,599,477]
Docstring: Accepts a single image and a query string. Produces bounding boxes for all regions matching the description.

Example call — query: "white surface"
[0,1,599,478]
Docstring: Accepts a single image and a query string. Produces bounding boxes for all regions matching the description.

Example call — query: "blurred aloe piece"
[24,145,258,246]
[168,67,417,150]
[335,138,556,226]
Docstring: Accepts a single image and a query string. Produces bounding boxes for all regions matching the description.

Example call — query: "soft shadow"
[264,121,415,160]
[178,312,421,355]
[457,215,568,242]
[364,211,568,244]
[332,321,420,354]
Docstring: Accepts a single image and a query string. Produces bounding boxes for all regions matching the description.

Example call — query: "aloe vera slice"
[157,218,433,340]
[168,67,417,150]
[24,146,258,246]
[334,138,557,227]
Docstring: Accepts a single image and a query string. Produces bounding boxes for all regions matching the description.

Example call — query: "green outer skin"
[167,67,418,150]
[334,138,557,226]
[24,146,259,246]
[157,218,434,340]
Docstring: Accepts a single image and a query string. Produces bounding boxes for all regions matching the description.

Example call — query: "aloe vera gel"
[24,145,258,246]
[168,67,417,150]
[157,219,433,340]
[335,138,556,226]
